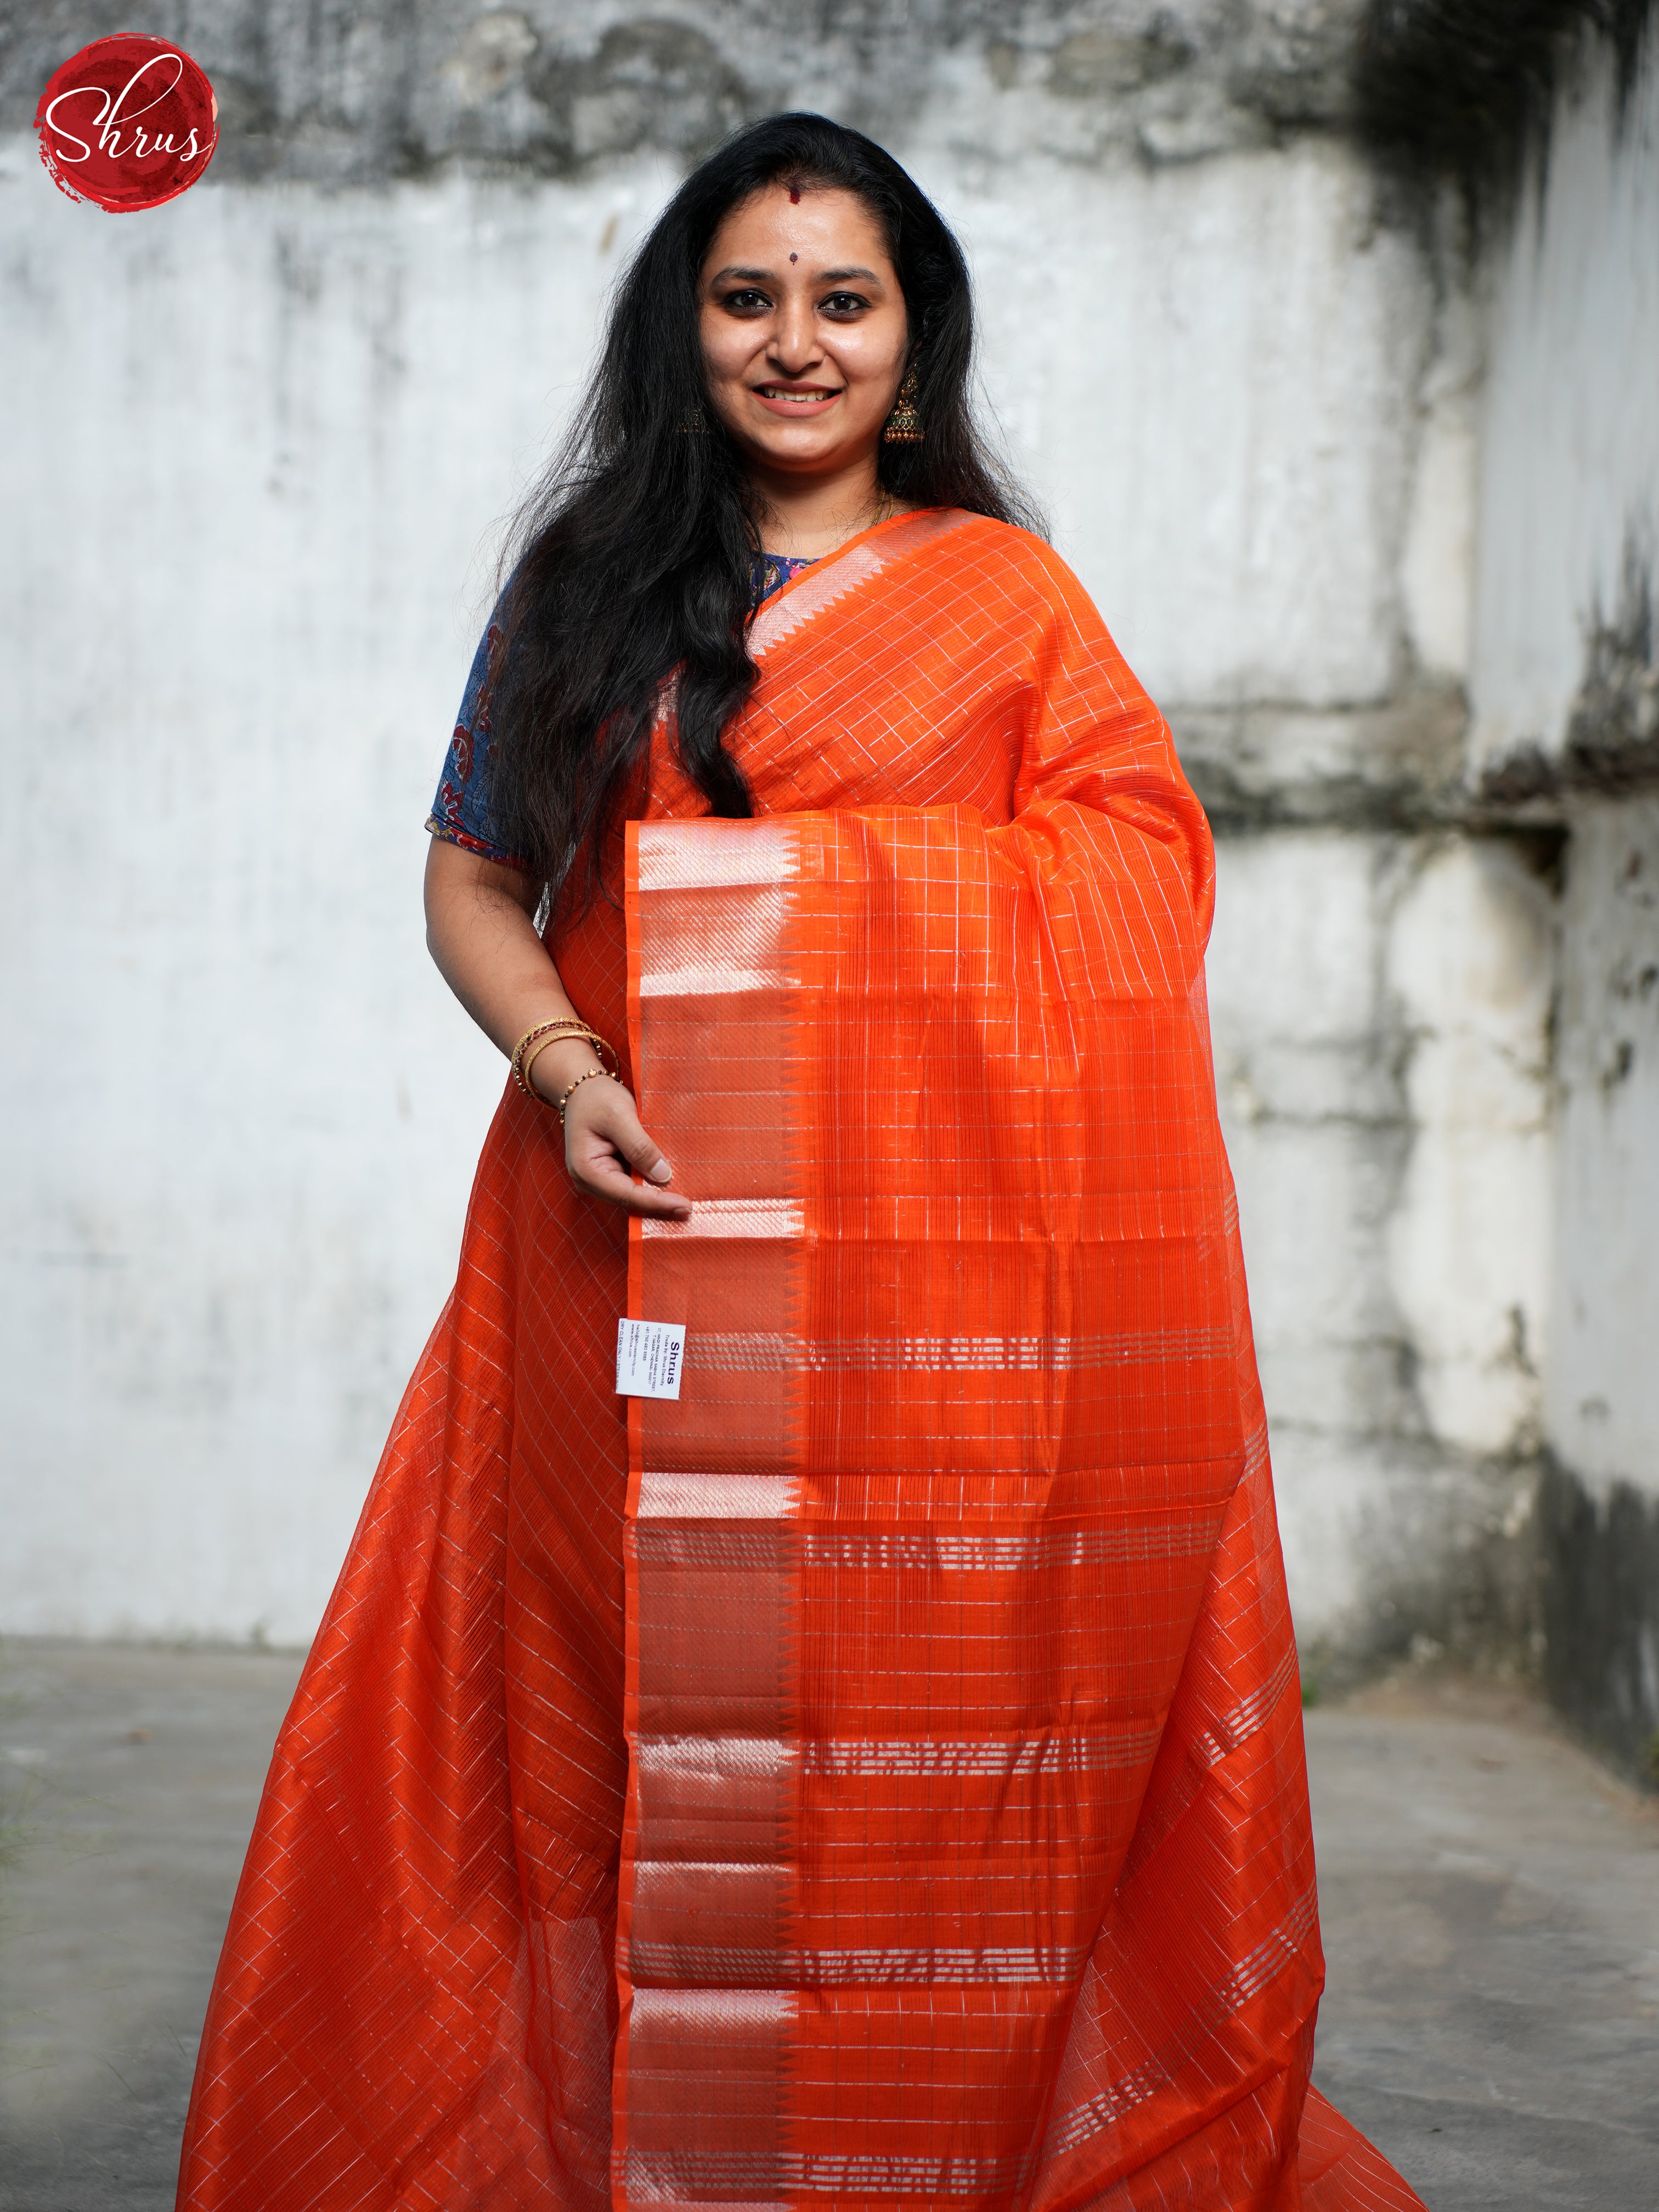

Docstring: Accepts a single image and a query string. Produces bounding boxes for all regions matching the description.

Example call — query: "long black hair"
[487,111,1040,911]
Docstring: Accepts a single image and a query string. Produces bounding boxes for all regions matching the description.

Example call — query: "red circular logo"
[36,35,218,213]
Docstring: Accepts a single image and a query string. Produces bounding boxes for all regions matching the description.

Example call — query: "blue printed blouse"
[426,550,818,871]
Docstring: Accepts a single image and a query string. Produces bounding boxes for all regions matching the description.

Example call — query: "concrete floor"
[1303,1677,1659,2209]
[0,1645,1654,2210]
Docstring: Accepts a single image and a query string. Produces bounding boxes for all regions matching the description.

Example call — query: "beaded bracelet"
[555,1065,610,1123]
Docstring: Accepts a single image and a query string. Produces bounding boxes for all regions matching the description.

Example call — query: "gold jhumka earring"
[882,365,924,444]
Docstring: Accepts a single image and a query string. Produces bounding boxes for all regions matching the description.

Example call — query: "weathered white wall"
[0,2,1575,1660]
[1207,830,1554,1645]
[1,153,670,1639]
[964,137,1426,706]
[1549,800,1659,1496]
[1,115,1454,1644]
[1446,17,1659,1769]
[1467,30,1659,1514]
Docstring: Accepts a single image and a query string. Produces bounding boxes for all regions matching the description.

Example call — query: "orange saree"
[178,510,1426,2212]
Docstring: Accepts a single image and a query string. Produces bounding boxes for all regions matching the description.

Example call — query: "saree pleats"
[178,510,1425,2212]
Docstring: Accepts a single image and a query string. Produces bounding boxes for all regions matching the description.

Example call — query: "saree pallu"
[178,510,1425,2212]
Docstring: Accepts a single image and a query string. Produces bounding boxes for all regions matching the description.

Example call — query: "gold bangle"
[520,1031,597,1099]
[555,1065,610,1123]
[510,1018,590,1091]
[510,1019,618,1099]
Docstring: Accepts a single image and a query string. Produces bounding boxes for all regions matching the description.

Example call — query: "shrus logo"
[36,34,218,213]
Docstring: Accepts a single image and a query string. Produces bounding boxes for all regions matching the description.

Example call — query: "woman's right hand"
[422,840,690,1219]
[532,1040,692,1221]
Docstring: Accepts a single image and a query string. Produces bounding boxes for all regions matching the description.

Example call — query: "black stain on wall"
[1356,0,1657,224]
[1537,1455,1659,1784]
[1477,531,1659,808]
[1567,533,1659,792]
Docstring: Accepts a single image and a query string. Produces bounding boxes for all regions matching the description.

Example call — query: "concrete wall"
[1207,828,1555,1674]
[0,3,1649,1723]
[1460,24,1659,1774]
[1,156,655,1640]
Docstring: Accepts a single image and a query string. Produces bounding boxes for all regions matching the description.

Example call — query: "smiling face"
[698,183,911,488]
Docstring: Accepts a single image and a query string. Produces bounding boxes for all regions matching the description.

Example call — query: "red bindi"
[789,251,798,263]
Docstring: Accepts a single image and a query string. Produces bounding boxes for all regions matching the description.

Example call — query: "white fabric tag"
[616,1318,686,1401]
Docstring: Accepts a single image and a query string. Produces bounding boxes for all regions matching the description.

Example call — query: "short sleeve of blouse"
[426,596,529,871]
[427,553,817,868]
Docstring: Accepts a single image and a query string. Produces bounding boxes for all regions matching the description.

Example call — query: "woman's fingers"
[565,1079,692,1220]
[578,1153,689,1217]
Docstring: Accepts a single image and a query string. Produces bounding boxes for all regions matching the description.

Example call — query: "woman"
[179,115,1426,2212]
